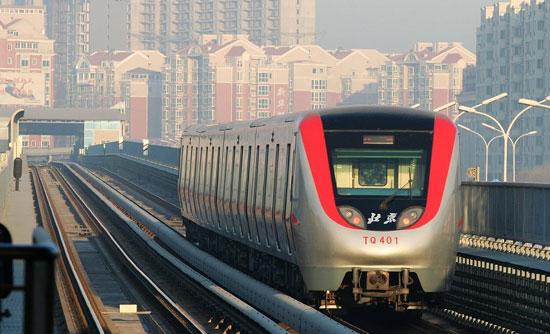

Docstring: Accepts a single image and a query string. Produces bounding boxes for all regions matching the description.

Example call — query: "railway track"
[59,163,285,334]
[31,166,110,333]
[83,163,471,334]
[32,166,208,333]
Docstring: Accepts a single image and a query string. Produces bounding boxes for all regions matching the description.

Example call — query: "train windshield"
[331,149,427,197]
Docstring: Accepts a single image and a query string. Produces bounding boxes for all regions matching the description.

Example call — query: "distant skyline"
[90,0,498,52]
[316,0,496,52]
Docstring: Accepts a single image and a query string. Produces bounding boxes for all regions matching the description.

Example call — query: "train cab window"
[358,161,387,186]
[332,149,427,197]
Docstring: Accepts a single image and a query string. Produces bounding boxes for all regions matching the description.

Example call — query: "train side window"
[203,146,210,225]
[190,146,198,218]
[282,143,293,254]
[221,146,230,232]
[214,146,222,229]
[272,144,281,251]
[208,147,215,225]
[252,145,261,244]
[244,145,252,240]
[181,145,187,213]
[288,143,297,253]
[197,147,204,222]
[236,145,245,237]
[262,144,270,247]
[229,145,237,234]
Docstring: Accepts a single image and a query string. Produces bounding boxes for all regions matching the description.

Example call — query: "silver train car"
[178,106,461,312]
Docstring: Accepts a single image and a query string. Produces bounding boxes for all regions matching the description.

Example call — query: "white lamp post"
[518,97,550,109]
[457,124,503,181]
[454,92,508,122]
[474,96,549,181]
[483,122,538,182]
[458,105,509,180]
[433,101,457,113]
[511,131,537,182]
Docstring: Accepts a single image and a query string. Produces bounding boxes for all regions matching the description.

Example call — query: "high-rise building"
[43,0,90,106]
[461,0,549,180]
[0,3,55,106]
[377,42,476,112]
[127,0,316,54]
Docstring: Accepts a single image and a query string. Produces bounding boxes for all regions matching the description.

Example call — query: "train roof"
[182,106,445,135]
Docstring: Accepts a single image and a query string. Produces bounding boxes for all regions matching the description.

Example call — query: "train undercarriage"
[184,219,437,315]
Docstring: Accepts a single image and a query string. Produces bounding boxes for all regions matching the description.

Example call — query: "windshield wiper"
[379,167,413,210]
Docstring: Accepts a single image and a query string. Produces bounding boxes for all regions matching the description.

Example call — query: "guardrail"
[0,227,58,334]
[445,252,549,333]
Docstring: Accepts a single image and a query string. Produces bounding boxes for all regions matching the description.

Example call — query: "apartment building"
[42,0,90,107]
[127,0,316,54]
[377,42,476,112]
[74,50,165,140]
[0,4,55,106]
[121,68,163,140]
[161,35,390,140]
[74,49,165,108]
[461,0,549,180]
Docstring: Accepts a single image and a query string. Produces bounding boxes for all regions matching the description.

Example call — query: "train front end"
[293,107,461,311]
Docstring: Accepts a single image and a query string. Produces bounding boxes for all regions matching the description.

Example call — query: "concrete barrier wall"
[86,141,180,168]
[0,151,12,224]
[462,182,550,245]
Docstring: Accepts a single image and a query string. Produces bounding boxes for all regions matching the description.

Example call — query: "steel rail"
[30,167,107,334]
[51,166,209,334]
[95,166,180,214]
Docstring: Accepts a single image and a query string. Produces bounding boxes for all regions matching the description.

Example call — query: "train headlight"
[338,206,365,228]
[397,206,424,229]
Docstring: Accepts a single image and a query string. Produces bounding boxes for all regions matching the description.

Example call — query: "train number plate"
[363,236,398,245]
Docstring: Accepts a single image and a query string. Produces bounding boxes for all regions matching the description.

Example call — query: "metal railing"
[445,252,549,333]
[0,227,58,334]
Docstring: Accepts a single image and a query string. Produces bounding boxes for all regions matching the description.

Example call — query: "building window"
[258,85,270,96]
[258,98,269,109]
[258,72,271,82]
[311,79,327,90]
[21,59,29,67]
[42,60,50,67]
[32,58,37,65]
[7,57,12,65]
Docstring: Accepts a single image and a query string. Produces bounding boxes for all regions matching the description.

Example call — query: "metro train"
[178,106,461,312]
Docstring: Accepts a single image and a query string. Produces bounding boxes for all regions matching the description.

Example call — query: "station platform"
[0,155,40,333]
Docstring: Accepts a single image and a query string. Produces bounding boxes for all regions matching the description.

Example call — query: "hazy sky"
[91,0,497,52]
[316,0,496,52]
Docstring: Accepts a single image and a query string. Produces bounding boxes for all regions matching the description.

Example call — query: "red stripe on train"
[299,115,358,229]
[406,114,456,229]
